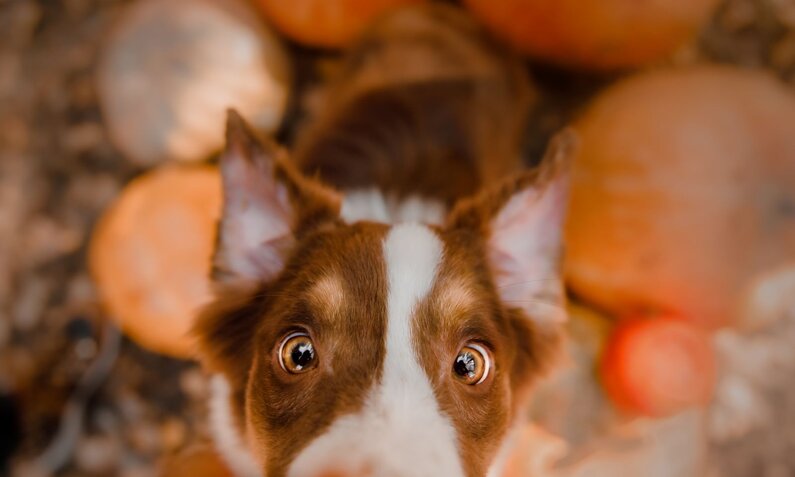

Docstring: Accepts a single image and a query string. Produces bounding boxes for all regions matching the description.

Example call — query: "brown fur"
[409,193,566,477]
[245,223,390,476]
[293,3,533,203]
[198,221,392,476]
[295,81,484,204]
[446,130,575,235]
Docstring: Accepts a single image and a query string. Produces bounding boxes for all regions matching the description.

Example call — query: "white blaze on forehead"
[382,223,442,390]
[288,223,466,477]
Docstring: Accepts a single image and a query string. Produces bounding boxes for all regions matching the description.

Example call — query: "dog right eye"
[278,332,317,374]
[452,343,491,385]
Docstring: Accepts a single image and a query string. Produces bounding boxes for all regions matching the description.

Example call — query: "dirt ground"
[0,0,794,476]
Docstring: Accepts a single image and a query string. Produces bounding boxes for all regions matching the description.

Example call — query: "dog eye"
[452,343,491,385]
[278,332,317,374]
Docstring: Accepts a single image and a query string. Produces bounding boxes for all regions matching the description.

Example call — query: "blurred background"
[1,0,794,476]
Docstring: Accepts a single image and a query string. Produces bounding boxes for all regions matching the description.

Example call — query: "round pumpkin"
[89,166,221,358]
[159,446,233,477]
[98,0,290,165]
[600,317,716,417]
[254,0,425,49]
[463,0,719,70]
[565,66,795,329]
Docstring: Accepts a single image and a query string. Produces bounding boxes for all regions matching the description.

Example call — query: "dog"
[195,5,572,477]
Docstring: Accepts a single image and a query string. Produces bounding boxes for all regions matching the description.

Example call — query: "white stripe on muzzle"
[287,223,465,477]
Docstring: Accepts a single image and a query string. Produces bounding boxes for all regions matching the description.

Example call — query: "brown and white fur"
[196,5,572,477]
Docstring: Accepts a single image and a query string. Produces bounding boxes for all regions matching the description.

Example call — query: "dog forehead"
[299,221,446,313]
[306,274,345,317]
[293,222,387,295]
[383,223,444,305]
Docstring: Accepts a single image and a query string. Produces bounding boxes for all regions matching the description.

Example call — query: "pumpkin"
[502,306,711,473]
[89,166,221,358]
[254,0,425,49]
[600,317,716,417]
[159,446,233,477]
[462,0,719,70]
[565,66,795,329]
[98,0,290,165]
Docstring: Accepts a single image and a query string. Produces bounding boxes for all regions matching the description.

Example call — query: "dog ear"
[213,110,341,288]
[446,131,576,329]
[196,111,341,381]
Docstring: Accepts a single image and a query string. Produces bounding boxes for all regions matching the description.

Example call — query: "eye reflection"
[452,343,491,385]
[279,332,317,374]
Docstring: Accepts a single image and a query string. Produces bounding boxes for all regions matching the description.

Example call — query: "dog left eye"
[278,332,317,374]
[452,343,491,385]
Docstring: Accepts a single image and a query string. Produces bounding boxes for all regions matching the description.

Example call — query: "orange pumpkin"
[255,0,425,48]
[463,0,718,70]
[566,66,795,329]
[159,446,234,477]
[90,166,221,358]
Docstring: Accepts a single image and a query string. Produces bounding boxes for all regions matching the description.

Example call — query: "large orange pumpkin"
[90,166,221,358]
[255,0,425,49]
[566,66,795,329]
[463,0,719,70]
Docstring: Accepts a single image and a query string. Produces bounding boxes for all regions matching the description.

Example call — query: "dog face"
[196,112,570,477]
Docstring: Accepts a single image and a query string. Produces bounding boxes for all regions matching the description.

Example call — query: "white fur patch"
[486,422,522,477]
[209,375,262,477]
[287,224,465,477]
[216,146,294,288]
[341,188,446,224]
[488,182,568,328]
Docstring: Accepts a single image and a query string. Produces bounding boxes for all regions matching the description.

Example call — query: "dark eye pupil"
[454,352,476,377]
[291,341,315,369]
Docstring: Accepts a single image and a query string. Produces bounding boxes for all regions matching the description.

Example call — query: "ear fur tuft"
[212,110,341,287]
[446,130,577,328]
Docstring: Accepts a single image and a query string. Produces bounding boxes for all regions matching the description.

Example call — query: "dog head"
[196,111,571,477]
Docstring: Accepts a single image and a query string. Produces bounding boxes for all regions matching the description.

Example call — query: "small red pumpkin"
[600,317,716,417]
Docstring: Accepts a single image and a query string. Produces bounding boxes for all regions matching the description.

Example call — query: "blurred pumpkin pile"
[89,0,430,360]
[85,0,795,475]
